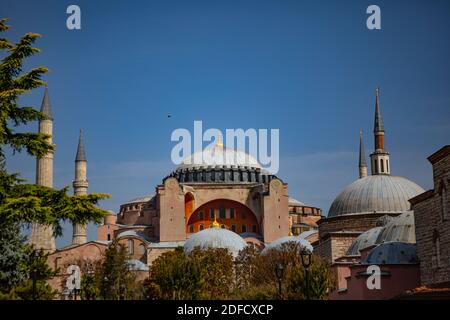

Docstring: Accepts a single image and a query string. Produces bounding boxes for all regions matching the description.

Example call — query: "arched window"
[231,224,236,232]
[198,211,204,220]
[230,208,235,219]
[386,159,389,172]
[380,159,384,173]
[189,225,194,233]
[139,243,146,255]
[219,205,226,219]
[220,224,225,229]
[128,239,134,255]
[210,208,215,219]
[252,224,257,233]
[241,225,247,233]
[199,224,204,231]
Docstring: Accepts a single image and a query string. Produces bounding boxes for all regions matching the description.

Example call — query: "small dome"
[328,175,424,217]
[184,228,247,257]
[376,211,416,244]
[263,236,313,254]
[178,145,261,171]
[346,227,384,256]
[363,242,418,265]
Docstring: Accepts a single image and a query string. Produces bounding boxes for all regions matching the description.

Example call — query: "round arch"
[186,199,260,236]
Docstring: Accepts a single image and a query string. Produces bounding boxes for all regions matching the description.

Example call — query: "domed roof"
[298,230,318,240]
[124,195,154,204]
[117,230,152,242]
[363,242,418,265]
[263,236,313,254]
[177,144,261,171]
[289,197,305,206]
[346,227,384,256]
[127,259,149,271]
[328,175,424,217]
[376,211,415,244]
[183,227,247,257]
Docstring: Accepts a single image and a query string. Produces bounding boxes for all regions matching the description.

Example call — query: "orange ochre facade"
[186,199,260,235]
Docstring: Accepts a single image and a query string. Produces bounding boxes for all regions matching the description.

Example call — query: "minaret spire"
[75,129,87,162]
[359,129,367,178]
[30,87,56,252]
[72,129,89,245]
[370,86,390,175]
[40,86,53,120]
[374,86,385,150]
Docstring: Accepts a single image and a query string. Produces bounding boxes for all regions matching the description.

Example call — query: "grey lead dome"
[328,175,424,217]
[183,227,247,257]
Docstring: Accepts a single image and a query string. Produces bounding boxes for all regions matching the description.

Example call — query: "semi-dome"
[263,236,313,254]
[346,227,383,256]
[298,230,318,240]
[328,175,424,217]
[178,144,261,171]
[183,227,247,257]
[376,211,415,244]
[363,242,418,265]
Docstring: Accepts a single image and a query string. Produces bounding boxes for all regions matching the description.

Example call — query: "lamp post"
[103,276,108,300]
[275,263,284,299]
[31,250,38,300]
[300,249,312,300]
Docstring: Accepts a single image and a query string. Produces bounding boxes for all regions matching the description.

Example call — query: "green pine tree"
[96,241,140,300]
[0,18,110,298]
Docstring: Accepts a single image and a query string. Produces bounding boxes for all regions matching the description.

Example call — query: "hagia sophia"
[29,87,450,299]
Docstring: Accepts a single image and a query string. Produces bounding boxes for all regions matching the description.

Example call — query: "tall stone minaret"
[30,87,56,252]
[72,129,88,245]
[359,129,367,178]
[370,87,390,175]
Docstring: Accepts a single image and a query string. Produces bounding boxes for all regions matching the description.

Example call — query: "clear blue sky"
[2,0,449,248]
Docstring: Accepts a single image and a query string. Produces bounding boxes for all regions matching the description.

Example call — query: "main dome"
[328,175,424,218]
[177,144,262,170]
[165,144,278,184]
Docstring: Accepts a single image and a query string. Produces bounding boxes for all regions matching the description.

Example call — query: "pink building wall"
[330,264,420,300]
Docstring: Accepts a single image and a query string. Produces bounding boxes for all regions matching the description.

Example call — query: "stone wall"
[411,146,450,286]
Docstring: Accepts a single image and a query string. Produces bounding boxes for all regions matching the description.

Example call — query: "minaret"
[30,87,56,252]
[359,129,368,178]
[72,129,88,245]
[370,87,390,175]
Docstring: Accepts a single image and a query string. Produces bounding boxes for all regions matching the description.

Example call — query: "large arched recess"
[186,199,260,236]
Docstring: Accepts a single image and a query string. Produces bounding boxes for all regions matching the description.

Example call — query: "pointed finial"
[374,86,384,132]
[211,211,220,228]
[75,129,87,162]
[216,130,223,147]
[40,87,53,120]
